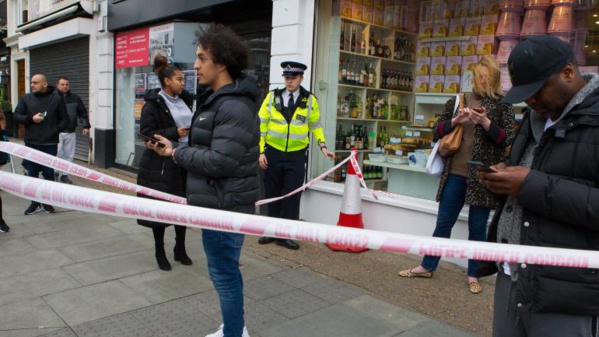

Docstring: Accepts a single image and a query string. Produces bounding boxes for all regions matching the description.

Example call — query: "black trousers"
[264,147,306,220]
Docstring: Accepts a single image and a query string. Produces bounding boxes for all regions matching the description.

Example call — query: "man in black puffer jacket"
[14,74,68,215]
[479,35,599,337]
[152,25,259,337]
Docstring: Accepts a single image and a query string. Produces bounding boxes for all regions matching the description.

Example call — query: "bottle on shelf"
[350,27,356,53]
[345,130,351,150]
[368,63,376,88]
[363,126,369,150]
[341,165,347,182]
[376,39,384,57]
[340,22,346,51]
[369,32,375,56]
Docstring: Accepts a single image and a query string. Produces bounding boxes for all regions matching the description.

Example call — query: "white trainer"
[205,324,250,337]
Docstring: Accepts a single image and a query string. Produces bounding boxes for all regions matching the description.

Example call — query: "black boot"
[152,227,171,271]
[174,225,192,266]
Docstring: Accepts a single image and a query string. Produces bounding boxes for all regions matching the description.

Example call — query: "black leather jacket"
[13,86,68,145]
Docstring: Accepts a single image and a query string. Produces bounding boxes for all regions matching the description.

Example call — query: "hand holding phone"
[138,133,165,148]
[467,160,497,173]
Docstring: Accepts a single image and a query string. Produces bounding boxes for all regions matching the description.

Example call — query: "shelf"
[420,36,472,43]
[341,16,418,37]
[364,160,427,173]
[337,117,409,123]
[402,126,433,132]
[334,149,374,153]
[340,50,415,66]
[339,83,413,94]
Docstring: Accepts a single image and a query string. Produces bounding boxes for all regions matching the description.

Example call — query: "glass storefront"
[311,0,599,200]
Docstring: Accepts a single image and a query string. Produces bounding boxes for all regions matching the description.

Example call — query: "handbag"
[425,141,444,177]
[438,94,464,158]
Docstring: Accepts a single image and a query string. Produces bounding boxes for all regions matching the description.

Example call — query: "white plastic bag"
[426,141,444,177]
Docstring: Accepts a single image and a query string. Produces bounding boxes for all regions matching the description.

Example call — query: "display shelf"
[365,160,427,173]
[334,149,374,153]
[420,36,471,43]
[402,125,434,132]
[341,16,418,37]
[339,84,414,95]
[341,50,415,66]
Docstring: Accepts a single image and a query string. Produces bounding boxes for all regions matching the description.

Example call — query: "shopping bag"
[425,141,444,177]
[438,94,464,157]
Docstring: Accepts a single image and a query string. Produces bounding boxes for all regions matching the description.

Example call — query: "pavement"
[0,163,488,337]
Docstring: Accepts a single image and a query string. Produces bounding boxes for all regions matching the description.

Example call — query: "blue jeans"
[24,143,57,180]
[421,174,491,277]
[202,229,245,337]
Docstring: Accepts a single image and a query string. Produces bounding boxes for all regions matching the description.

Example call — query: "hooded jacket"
[173,77,261,213]
[13,86,69,145]
[478,74,599,315]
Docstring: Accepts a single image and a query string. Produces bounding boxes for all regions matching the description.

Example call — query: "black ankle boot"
[155,245,172,271]
[173,244,192,265]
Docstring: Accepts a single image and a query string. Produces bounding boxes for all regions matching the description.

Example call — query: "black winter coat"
[60,91,91,132]
[478,88,599,315]
[13,86,69,145]
[173,77,261,214]
[137,90,193,228]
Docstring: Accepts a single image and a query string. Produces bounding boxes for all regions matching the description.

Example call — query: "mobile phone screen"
[138,134,165,148]
[466,160,496,172]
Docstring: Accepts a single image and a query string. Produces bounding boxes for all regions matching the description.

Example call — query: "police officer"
[258,61,335,250]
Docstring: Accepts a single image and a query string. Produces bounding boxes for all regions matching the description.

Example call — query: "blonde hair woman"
[398,56,515,294]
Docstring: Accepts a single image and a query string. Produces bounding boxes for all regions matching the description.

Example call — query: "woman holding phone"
[137,58,194,271]
[398,56,515,294]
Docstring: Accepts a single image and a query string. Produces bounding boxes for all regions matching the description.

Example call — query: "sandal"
[468,281,483,294]
[398,268,433,278]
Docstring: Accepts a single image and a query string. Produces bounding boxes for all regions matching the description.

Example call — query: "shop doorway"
[16,60,25,138]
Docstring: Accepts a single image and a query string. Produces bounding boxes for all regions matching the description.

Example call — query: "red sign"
[115,28,150,69]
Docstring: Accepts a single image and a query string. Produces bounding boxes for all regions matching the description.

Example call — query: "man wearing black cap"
[257,61,335,250]
[478,35,599,336]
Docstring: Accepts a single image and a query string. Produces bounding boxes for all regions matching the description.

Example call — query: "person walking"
[151,24,258,337]
[257,61,334,250]
[55,76,91,184]
[478,35,599,337]
[137,61,193,271]
[13,74,68,215]
[398,56,515,294]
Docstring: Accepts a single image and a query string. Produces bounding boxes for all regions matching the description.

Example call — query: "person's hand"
[321,147,335,160]
[259,153,268,170]
[451,108,470,126]
[177,127,190,138]
[468,107,491,130]
[152,134,173,157]
[479,164,531,197]
[82,128,89,136]
[32,113,44,124]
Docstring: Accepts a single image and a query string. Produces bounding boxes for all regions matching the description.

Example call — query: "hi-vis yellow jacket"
[259,87,326,153]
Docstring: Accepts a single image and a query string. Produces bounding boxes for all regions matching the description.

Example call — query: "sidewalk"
[0,168,483,337]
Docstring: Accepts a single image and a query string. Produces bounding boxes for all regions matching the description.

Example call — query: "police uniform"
[258,61,328,250]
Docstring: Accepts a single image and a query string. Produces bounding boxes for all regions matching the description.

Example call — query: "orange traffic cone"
[326,149,369,253]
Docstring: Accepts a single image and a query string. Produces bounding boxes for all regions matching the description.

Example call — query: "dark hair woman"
[137,58,194,271]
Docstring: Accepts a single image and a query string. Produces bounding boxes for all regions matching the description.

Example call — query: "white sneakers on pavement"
[205,324,250,337]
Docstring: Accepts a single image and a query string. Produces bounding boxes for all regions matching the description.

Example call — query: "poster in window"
[149,23,175,65]
[134,99,145,120]
[147,73,160,90]
[115,28,150,69]
[134,73,147,95]
[183,70,197,95]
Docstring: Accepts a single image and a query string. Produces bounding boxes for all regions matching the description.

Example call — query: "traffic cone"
[326,148,369,253]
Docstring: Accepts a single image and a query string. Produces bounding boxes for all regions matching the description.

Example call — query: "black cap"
[503,35,574,104]
[281,61,307,76]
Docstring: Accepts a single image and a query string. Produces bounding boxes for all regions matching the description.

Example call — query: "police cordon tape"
[0,142,188,205]
[0,170,596,269]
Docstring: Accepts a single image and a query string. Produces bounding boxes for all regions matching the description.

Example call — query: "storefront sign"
[28,0,79,21]
[115,28,150,69]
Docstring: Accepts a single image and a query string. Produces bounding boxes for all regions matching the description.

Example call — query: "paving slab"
[43,280,152,326]
[58,233,153,263]
[0,269,80,306]
[62,250,157,286]
[72,313,157,337]
[120,267,213,304]
[25,224,124,250]
[22,214,115,235]
[0,249,73,279]
[0,237,36,259]
[0,298,65,330]
[0,221,36,238]
[37,328,78,337]
[0,328,62,337]
[132,299,216,337]
[244,275,296,301]
[181,290,255,322]
[259,304,399,337]
[299,276,364,304]
[261,289,330,319]
[107,219,150,234]
[244,301,290,334]
[343,295,430,333]
[239,254,283,281]
[393,320,479,337]
[270,267,327,288]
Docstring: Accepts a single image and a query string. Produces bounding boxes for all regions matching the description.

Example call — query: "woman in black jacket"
[137,62,194,271]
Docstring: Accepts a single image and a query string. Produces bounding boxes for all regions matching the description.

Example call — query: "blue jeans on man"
[24,143,57,180]
[421,174,491,277]
[202,229,245,337]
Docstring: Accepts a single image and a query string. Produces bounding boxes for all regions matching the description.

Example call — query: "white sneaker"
[205,324,250,337]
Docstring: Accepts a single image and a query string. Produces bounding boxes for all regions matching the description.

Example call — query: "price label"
[395,150,403,156]
[415,114,425,122]
[373,147,382,153]
[414,131,421,137]
[406,131,413,137]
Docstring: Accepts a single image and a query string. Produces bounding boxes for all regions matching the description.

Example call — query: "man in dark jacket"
[55,76,91,184]
[152,25,258,337]
[479,35,599,336]
[14,74,69,215]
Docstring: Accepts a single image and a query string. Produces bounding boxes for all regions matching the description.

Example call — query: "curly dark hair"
[197,24,248,80]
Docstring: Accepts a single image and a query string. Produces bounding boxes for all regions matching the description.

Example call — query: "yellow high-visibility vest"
[259,89,326,153]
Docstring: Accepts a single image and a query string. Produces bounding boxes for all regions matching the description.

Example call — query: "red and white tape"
[0,142,187,204]
[255,151,358,206]
[0,170,594,269]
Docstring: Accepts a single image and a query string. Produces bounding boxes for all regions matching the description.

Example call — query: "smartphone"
[138,133,166,148]
[41,111,47,118]
[467,160,496,172]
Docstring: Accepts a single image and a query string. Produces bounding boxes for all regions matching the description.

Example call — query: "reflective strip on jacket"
[258,90,326,153]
